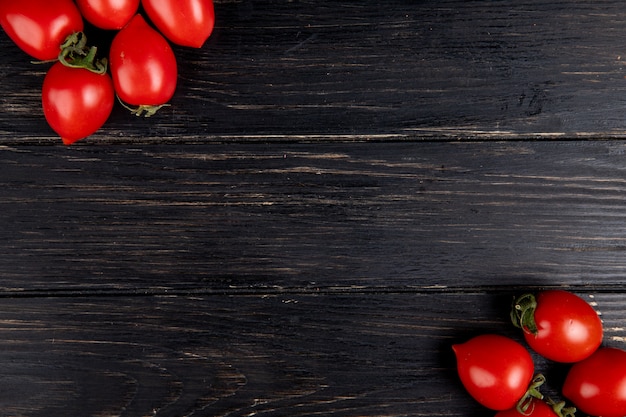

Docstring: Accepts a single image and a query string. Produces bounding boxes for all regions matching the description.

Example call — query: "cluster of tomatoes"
[0,0,215,145]
[453,289,626,417]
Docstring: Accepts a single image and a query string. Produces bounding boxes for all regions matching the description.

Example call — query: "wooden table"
[2,1,626,415]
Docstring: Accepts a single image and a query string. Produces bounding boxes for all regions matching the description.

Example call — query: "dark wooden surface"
[2,1,626,416]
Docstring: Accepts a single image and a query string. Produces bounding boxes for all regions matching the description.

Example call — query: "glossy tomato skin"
[109,14,177,106]
[42,62,114,145]
[0,0,83,60]
[495,399,557,417]
[76,0,139,30]
[563,347,626,417]
[142,0,215,47]
[452,334,534,410]
[522,290,602,363]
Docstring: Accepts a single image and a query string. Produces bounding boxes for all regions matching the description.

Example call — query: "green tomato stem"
[511,293,539,335]
[58,32,107,75]
[548,399,577,417]
[516,374,545,415]
[116,95,171,117]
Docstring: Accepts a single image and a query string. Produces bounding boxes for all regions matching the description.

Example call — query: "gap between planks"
[2,283,626,299]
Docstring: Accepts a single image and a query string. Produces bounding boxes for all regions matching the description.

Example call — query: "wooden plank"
[0,290,621,416]
[3,1,626,142]
[1,141,626,292]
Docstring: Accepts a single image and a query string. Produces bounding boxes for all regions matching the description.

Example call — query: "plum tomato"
[0,0,83,60]
[563,347,626,417]
[109,14,177,116]
[42,62,114,145]
[142,0,215,48]
[452,334,535,410]
[511,290,602,363]
[76,0,140,30]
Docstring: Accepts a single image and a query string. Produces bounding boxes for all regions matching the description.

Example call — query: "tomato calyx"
[516,374,577,417]
[58,32,108,75]
[547,399,577,417]
[116,95,171,117]
[511,293,539,335]
[517,374,546,414]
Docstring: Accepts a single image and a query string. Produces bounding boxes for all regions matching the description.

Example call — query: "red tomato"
[142,0,215,47]
[495,399,559,417]
[75,0,139,30]
[563,347,626,417]
[109,14,177,111]
[452,334,534,410]
[42,62,114,145]
[0,0,83,60]
[511,290,602,362]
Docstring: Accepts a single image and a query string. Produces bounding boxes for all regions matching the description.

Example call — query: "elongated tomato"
[511,290,602,363]
[42,62,114,144]
[453,334,535,410]
[563,347,626,417]
[142,0,215,47]
[76,0,139,30]
[0,0,83,60]
[109,14,177,109]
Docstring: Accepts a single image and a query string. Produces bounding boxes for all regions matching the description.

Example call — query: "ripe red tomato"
[109,14,177,112]
[42,62,114,145]
[142,0,215,48]
[0,0,83,60]
[75,0,139,30]
[495,399,559,417]
[511,290,602,362]
[452,334,535,410]
[563,347,626,417]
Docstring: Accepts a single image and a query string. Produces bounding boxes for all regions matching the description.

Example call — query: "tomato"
[511,290,602,362]
[142,0,215,48]
[452,334,534,410]
[495,399,558,417]
[42,62,114,145]
[75,0,139,30]
[0,0,83,60]
[563,347,626,417]
[109,14,177,114]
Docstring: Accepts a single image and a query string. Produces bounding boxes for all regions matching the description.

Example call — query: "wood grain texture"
[0,294,451,417]
[3,0,626,142]
[2,141,626,292]
[0,291,622,416]
[2,1,626,415]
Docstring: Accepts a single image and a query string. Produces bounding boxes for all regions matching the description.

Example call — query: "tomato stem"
[30,59,59,65]
[511,293,539,335]
[116,95,171,117]
[516,374,546,414]
[58,32,107,75]
[547,398,577,417]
